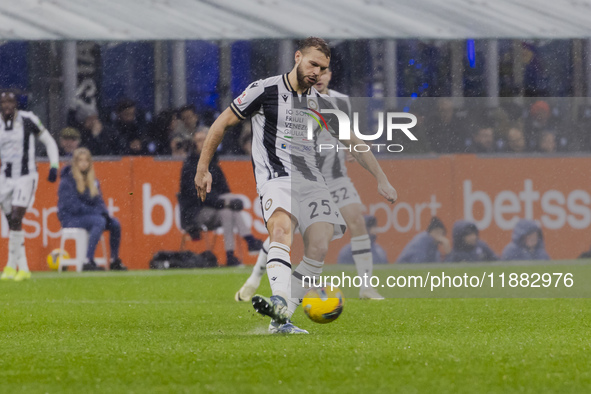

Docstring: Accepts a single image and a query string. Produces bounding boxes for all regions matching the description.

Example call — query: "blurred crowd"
[405,98,591,155]
[57,99,252,160]
[52,97,591,159]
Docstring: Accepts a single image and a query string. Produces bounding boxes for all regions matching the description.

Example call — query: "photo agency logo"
[305,103,418,153]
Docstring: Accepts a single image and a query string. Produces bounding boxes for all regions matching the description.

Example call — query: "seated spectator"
[465,123,495,154]
[179,130,263,266]
[178,104,201,136]
[506,127,527,153]
[57,148,127,271]
[424,98,464,153]
[538,130,557,153]
[113,99,146,155]
[58,127,81,157]
[147,109,179,155]
[170,133,191,160]
[337,215,389,265]
[502,219,549,261]
[76,105,124,156]
[445,220,498,262]
[397,217,450,263]
[525,100,552,150]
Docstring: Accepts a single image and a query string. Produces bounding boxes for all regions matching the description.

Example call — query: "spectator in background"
[147,109,180,155]
[445,220,498,262]
[338,215,388,265]
[465,123,495,154]
[179,129,263,266]
[525,100,552,150]
[424,98,464,153]
[58,127,81,157]
[397,217,450,263]
[170,134,191,160]
[178,104,201,136]
[538,130,557,153]
[502,219,550,261]
[76,106,123,156]
[57,148,127,271]
[506,127,527,153]
[113,99,145,155]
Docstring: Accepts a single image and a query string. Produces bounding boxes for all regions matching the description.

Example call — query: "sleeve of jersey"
[229,80,265,120]
[28,113,48,136]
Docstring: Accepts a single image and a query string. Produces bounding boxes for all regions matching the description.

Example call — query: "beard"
[296,63,315,89]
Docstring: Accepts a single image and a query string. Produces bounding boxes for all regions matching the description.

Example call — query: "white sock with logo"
[11,230,29,272]
[287,256,323,318]
[266,242,291,300]
[246,237,270,288]
[351,234,372,289]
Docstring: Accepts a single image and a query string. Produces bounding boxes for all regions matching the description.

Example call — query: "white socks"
[351,234,372,289]
[9,230,29,272]
[266,242,291,300]
[287,256,323,317]
[246,237,270,287]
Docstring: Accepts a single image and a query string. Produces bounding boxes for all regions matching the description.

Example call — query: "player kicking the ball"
[0,91,60,281]
[235,68,385,302]
[195,37,396,334]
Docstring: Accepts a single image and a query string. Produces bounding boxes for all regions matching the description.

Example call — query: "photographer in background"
[179,129,263,266]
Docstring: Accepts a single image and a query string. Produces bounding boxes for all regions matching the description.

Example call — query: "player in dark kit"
[0,91,59,281]
[195,37,397,334]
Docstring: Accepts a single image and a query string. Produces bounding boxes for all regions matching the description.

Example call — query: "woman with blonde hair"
[57,148,127,271]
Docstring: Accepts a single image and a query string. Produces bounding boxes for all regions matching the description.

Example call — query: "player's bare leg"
[340,202,384,300]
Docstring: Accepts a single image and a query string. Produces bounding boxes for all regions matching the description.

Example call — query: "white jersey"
[317,89,352,183]
[0,111,47,178]
[230,74,334,191]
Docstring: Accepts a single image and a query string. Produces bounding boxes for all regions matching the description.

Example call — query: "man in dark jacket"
[397,217,451,263]
[502,219,550,261]
[57,162,127,271]
[179,130,263,266]
[445,220,498,262]
[76,106,124,156]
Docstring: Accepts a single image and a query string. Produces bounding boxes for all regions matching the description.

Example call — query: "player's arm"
[38,130,60,183]
[194,108,241,201]
[339,134,397,204]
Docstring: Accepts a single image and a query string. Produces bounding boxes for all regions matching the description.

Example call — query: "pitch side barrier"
[10,153,591,270]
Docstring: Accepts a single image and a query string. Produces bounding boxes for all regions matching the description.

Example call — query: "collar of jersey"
[283,74,311,95]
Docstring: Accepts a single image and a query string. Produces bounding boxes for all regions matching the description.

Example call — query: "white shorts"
[259,177,346,240]
[0,173,39,214]
[327,176,362,209]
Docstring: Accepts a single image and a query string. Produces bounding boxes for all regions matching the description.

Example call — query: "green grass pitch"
[0,264,590,393]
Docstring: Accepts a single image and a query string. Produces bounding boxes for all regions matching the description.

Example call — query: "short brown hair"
[298,37,331,58]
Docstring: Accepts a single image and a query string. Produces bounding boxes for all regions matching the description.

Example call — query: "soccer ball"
[302,286,345,324]
[47,249,69,271]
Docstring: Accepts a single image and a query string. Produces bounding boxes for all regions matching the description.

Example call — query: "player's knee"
[348,215,368,236]
[8,213,23,231]
[270,224,290,244]
[306,239,330,261]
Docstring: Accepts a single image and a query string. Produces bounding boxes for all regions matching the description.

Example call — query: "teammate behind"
[235,68,385,301]
[0,91,59,281]
[195,37,397,334]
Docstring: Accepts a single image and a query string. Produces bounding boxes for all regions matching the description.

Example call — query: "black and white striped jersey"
[231,74,331,190]
[317,89,352,183]
[0,111,47,178]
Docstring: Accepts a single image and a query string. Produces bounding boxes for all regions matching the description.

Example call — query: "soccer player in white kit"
[0,91,60,281]
[235,68,385,301]
[195,38,397,334]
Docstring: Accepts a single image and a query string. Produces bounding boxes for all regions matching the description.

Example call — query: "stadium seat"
[58,228,108,272]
